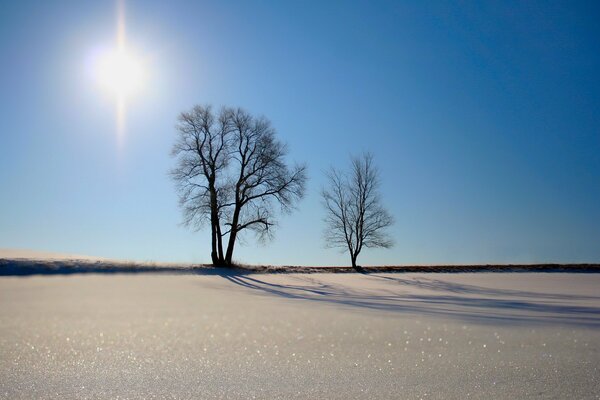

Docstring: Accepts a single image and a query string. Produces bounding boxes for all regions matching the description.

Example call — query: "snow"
[0,273,599,398]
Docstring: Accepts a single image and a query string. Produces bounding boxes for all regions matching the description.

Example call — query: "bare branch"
[171,104,306,266]
[321,153,393,269]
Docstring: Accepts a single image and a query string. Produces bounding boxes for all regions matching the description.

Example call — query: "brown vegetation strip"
[1,258,599,276]
[244,264,600,273]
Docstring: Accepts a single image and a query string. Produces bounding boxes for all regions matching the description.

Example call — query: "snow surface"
[0,248,104,261]
[1,273,599,399]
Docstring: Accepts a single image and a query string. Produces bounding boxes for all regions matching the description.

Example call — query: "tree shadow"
[221,274,600,328]
[366,273,600,301]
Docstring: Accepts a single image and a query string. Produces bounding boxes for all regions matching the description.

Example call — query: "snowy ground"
[0,249,104,261]
[1,273,599,399]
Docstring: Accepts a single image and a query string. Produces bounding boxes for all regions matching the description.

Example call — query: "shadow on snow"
[221,274,600,328]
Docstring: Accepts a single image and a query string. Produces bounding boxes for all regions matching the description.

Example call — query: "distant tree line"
[171,104,393,269]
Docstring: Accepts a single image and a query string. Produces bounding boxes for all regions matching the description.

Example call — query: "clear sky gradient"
[1,0,599,265]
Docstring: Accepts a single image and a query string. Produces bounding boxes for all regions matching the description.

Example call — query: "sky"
[0,0,599,265]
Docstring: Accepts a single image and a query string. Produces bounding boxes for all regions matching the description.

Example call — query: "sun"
[95,48,145,99]
[86,0,147,147]
[91,0,146,100]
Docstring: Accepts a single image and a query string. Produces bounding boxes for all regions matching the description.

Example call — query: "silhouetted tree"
[321,153,393,269]
[172,105,307,267]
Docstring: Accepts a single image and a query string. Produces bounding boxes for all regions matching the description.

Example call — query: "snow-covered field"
[1,272,599,399]
[0,249,104,261]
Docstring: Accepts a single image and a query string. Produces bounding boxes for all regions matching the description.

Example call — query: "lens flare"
[89,0,146,148]
[95,49,144,98]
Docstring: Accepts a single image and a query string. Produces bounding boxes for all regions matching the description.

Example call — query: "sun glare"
[87,0,147,147]
[95,48,144,98]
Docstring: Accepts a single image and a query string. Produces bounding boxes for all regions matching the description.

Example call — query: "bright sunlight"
[92,0,145,100]
[95,48,144,98]
[88,0,146,146]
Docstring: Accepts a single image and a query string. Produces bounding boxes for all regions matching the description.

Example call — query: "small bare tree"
[322,153,393,269]
[171,105,307,267]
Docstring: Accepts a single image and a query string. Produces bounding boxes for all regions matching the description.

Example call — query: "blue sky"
[1,0,599,265]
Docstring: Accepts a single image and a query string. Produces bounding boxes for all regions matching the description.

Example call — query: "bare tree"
[172,105,307,267]
[321,153,393,269]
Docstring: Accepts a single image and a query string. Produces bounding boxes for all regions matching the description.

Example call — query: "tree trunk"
[216,222,224,264]
[224,205,241,266]
[210,222,219,265]
[209,184,224,266]
[224,232,237,266]
[351,250,363,271]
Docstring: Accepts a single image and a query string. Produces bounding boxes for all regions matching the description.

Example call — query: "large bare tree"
[171,105,307,267]
[321,153,393,269]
